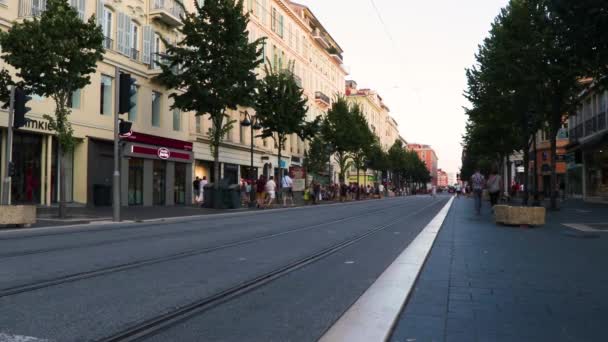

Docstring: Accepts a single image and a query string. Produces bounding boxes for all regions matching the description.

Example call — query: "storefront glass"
[128,158,144,205]
[153,160,166,205]
[224,163,238,185]
[240,165,258,181]
[585,147,608,197]
[11,133,42,204]
[195,160,214,183]
[174,163,186,205]
[51,139,74,203]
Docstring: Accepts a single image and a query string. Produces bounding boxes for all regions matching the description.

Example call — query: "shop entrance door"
[153,160,166,205]
[11,133,43,204]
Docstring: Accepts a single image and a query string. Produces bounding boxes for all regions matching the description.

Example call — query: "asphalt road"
[0,196,449,342]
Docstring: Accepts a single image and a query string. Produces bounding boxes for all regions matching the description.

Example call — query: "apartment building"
[0,0,347,206]
[568,87,608,201]
[408,143,438,187]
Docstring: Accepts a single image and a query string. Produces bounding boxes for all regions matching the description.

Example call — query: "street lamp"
[241,110,262,208]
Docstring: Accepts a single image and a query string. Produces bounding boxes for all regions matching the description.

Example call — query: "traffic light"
[14,87,31,129]
[119,119,132,137]
[119,73,137,114]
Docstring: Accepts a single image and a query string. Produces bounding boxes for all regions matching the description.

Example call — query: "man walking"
[193,177,201,204]
[264,176,277,208]
[471,167,486,215]
[281,171,294,207]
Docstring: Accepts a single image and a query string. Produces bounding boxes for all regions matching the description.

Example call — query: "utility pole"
[113,67,121,222]
[1,86,15,205]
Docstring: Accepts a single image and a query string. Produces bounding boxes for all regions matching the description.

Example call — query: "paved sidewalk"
[390,197,608,342]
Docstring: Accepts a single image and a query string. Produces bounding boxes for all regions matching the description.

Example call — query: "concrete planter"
[0,205,37,227]
[495,205,546,226]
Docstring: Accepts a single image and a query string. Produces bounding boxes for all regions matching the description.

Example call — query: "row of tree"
[462,0,608,208]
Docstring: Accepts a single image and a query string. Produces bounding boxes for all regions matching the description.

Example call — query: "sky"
[296,0,509,175]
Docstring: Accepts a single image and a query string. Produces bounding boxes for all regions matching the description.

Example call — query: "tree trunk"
[58,144,67,218]
[213,142,221,208]
[549,127,558,210]
[523,144,530,206]
[532,135,540,206]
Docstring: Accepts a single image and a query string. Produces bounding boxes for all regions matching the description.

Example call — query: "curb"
[318,197,454,342]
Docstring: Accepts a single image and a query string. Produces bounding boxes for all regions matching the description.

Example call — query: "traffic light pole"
[113,67,121,222]
[1,86,15,205]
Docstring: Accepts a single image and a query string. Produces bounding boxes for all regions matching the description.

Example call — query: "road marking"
[319,197,454,342]
[0,333,49,342]
[344,261,355,264]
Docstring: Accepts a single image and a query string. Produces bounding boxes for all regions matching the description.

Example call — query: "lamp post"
[240,111,262,208]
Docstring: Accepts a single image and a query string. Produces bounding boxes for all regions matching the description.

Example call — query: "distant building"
[408,143,439,187]
[437,169,449,188]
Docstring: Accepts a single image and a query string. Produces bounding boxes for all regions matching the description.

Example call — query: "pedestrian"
[471,167,486,215]
[264,176,277,208]
[313,181,321,204]
[431,185,437,198]
[455,183,462,198]
[240,178,249,207]
[340,182,348,202]
[256,175,267,208]
[200,176,208,206]
[193,176,201,204]
[281,171,294,207]
[487,167,502,208]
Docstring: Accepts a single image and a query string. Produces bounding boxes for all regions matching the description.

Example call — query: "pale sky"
[297,0,509,175]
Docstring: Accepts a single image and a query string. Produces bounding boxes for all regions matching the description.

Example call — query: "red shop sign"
[132,145,191,161]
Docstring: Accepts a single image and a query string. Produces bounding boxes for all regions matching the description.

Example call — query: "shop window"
[100,75,112,115]
[128,158,143,205]
[174,163,186,205]
[153,160,166,205]
[11,133,43,204]
[51,138,74,204]
[151,91,161,127]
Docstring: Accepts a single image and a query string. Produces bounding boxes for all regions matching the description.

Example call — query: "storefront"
[119,132,193,207]
[584,142,608,199]
[1,124,74,206]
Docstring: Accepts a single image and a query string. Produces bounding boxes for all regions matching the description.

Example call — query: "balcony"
[312,29,330,49]
[18,0,46,18]
[150,0,184,28]
[315,91,330,107]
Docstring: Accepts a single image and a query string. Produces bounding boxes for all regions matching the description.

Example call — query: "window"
[131,23,139,60]
[247,0,253,12]
[271,8,277,32]
[69,89,81,109]
[128,85,138,121]
[100,75,112,115]
[103,8,113,49]
[196,116,201,133]
[173,108,181,131]
[151,91,161,127]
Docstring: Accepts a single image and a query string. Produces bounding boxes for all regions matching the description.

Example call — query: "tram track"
[94,199,447,342]
[0,198,433,298]
[0,198,406,259]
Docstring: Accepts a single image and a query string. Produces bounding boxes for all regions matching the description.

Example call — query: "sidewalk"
[390,196,608,342]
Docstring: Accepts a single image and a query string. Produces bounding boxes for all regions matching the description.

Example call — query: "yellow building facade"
[0,0,346,206]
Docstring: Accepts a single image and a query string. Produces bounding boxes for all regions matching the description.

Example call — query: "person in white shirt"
[281,173,294,207]
[264,176,277,208]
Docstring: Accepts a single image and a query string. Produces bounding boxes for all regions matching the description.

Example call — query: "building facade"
[344,80,403,184]
[0,0,347,206]
[408,143,438,187]
[437,169,448,188]
[568,87,608,202]
[529,126,569,198]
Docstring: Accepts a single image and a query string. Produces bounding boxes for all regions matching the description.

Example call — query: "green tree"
[255,64,319,189]
[348,103,375,198]
[322,97,362,182]
[155,0,262,206]
[0,0,103,217]
[388,140,408,190]
[366,141,389,184]
[303,135,330,180]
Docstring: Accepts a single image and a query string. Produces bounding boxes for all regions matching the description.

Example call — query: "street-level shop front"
[1,121,77,206]
[108,132,193,207]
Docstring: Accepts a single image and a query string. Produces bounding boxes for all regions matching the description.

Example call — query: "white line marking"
[318,197,454,342]
[0,333,50,342]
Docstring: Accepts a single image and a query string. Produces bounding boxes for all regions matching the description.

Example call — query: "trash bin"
[224,184,241,209]
[202,183,215,208]
[93,184,111,206]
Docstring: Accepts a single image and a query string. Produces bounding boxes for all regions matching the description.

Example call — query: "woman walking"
[487,167,502,208]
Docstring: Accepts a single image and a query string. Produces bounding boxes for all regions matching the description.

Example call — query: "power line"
[369,0,396,46]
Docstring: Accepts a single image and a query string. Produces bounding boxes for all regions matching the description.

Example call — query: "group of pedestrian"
[192,176,208,206]
[469,166,503,215]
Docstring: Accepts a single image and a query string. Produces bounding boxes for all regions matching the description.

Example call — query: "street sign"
[157,147,171,160]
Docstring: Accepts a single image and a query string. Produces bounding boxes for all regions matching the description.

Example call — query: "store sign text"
[157,147,171,160]
[23,119,53,132]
